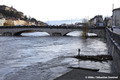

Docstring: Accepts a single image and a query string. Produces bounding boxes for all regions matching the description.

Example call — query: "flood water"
[0,31,111,80]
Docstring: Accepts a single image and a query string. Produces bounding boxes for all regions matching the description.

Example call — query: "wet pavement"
[55,69,119,80]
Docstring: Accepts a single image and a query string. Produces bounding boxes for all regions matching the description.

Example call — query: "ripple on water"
[0,33,110,80]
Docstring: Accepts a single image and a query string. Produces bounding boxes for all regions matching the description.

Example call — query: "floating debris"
[68,67,99,71]
[74,55,113,61]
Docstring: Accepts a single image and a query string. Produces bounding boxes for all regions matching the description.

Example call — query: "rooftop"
[113,8,120,11]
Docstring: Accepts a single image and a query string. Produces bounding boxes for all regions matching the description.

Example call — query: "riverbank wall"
[106,28,120,74]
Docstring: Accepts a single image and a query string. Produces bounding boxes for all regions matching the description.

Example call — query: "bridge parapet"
[0,26,105,36]
[106,28,120,46]
[0,26,105,29]
[106,28,120,74]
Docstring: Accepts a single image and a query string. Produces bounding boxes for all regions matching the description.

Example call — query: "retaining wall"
[106,28,120,74]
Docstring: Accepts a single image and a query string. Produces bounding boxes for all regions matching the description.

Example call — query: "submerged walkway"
[55,69,119,80]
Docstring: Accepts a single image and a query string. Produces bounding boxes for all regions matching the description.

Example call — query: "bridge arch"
[51,33,63,36]
[3,32,13,36]
[63,30,82,36]
[14,30,50,36]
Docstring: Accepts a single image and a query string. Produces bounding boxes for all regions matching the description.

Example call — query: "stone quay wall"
[106,28,120,74]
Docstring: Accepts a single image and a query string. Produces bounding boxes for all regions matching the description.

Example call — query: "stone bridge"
[0,26,105,37]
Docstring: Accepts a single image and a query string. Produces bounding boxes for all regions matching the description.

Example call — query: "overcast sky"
[0,0,120,21]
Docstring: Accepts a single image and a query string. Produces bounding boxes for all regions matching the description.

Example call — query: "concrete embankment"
[106,28,120,74]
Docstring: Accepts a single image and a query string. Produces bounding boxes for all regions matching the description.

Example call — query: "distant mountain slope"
[45,19,82,25]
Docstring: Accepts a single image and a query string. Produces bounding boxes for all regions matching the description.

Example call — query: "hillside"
[0,5,25,20]
[0,5,47,26]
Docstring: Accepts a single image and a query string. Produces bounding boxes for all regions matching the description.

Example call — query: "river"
[0,31,111,80]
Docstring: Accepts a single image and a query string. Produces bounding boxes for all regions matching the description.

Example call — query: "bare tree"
[82,18,89,37]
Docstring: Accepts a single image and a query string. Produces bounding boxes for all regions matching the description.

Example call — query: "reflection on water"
[0,32,111,80]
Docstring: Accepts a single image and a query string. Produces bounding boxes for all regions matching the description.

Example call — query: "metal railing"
[106,28,120,46]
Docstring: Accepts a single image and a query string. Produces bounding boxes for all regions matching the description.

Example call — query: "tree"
[82,18,89,37]
[24,15,28,20]
[30,18,38,24]
[31,18,37,22]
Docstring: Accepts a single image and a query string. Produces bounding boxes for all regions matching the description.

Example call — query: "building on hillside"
[14,19,28,26]
[0,13,4,18]
[60,23,67,26]
[89,15,104,27]
[0,5,8,10]
[0,13,6,26]
[104,17,112,27]
[0,5,11,11]
[88,18,94,27]
[18,12,24,19]
[37,21,48,26]
[4,19,14,26]
[29,21,36,26]
[0,5,17,12]
[113,8,120,27]
[0,18,6,26]
[107,18,112,28]
[75,22,83,26]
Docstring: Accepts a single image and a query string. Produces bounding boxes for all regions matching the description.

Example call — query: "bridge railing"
[106,28,120,46]
[0,26,105,29]
[0,26,82,29]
